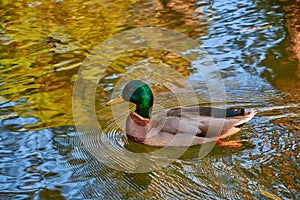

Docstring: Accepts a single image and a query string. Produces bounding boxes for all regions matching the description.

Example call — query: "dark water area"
[0,0,299,199]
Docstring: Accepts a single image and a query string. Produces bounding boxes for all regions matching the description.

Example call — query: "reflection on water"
[0,0,299,199]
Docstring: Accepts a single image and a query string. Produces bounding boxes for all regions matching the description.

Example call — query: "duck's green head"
[107,80,154,119]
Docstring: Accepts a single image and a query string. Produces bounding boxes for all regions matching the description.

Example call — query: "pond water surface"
[0,0,299,199]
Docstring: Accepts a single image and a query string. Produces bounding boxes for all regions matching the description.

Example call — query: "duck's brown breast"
[126,112,149,144]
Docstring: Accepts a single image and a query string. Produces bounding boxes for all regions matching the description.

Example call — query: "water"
[1,0,299,199]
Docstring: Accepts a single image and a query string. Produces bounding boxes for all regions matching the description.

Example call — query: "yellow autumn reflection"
[0,0,206,129]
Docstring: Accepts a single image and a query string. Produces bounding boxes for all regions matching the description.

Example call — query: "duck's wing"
[148,107,256,138]
[167,107,247,118]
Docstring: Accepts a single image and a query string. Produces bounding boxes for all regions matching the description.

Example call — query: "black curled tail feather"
[226,108,245,117]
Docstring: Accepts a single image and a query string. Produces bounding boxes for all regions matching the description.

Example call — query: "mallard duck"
[106,80,256,147]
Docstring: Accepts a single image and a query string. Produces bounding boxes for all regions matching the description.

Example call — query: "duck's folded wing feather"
[167,107,246,118]
[149,108,256,138]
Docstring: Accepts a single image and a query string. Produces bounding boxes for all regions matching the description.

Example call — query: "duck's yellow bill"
[105,94,124,106]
